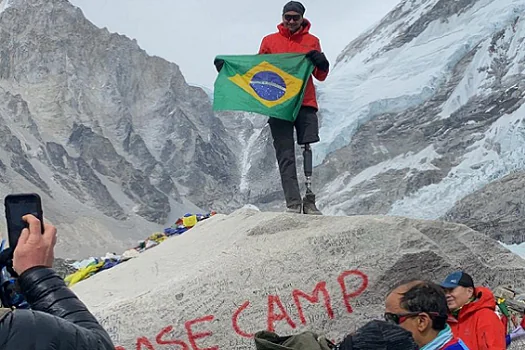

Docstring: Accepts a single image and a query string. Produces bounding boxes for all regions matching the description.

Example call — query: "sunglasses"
[284,14,302,21]
[384,311,440,324]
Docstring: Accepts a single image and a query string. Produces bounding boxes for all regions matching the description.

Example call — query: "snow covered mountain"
[182,0,525,247]
[2,0,524,257]
[234,0,525,243]
[0,0,243,258]
[311,0,525,237]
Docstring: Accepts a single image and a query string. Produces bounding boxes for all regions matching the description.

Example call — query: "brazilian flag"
[212,53,314,122]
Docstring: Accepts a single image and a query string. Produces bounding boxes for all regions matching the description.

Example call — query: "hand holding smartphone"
[4,193,44,251]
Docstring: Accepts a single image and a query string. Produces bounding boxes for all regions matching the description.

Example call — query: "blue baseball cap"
[440,271,474,289]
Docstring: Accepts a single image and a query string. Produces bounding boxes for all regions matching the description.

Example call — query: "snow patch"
[438,39,494,118]
[239,127,264,192]
[389,103,525,219]
[504,16,525,78]
[325,145,441,198]
[0,0,10,15]
[241,204,260,211]
[500,241,525,259]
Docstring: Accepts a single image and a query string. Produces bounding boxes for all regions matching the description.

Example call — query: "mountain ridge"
[1,0,525,257]
[0,0,243,258]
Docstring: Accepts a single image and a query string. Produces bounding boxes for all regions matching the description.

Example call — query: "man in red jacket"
[441,271,506,350]
[258,1,329,214]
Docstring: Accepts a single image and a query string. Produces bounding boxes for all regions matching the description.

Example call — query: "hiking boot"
[285,204,302,214]
[302,192,322,215]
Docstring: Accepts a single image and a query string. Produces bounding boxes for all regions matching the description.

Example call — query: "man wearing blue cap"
[440,271,505,350]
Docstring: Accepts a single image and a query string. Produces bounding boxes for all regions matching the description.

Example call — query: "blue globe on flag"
[249,71,286,101]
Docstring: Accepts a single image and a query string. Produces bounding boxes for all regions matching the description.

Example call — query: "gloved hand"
[214,58,224,73]
[306,50,329,71]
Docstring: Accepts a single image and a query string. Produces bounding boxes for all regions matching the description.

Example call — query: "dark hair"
[347,320,418,350]
[399,281,449,331]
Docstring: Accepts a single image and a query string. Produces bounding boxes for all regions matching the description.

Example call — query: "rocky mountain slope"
[444,171,525,244]
[2,0,525,257]
[0,0,243,258]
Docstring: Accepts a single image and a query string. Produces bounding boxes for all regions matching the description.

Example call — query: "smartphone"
[4,193,44,250]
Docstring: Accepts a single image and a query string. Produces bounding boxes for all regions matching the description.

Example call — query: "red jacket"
[448,286,506,350]
[258,19,328,110]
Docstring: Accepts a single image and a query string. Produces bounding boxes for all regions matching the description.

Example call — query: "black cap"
[440,271,474,289]
[282,1,305,15]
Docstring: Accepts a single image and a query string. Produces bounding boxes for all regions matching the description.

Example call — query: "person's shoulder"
[303,32,321,46]
[262,31,280,40]
[305,32,320,41]
[302,20,320,41]
[474,307,503,325]
[0,308,34,336]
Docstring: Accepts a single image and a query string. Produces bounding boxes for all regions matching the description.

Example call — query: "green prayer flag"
[497,300,511,317]
[212,53,315,122]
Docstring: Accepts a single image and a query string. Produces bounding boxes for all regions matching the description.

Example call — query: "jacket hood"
[457,286,496,319]
[277,18,311,38]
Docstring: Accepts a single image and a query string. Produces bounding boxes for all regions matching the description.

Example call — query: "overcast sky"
[69,0,401,89]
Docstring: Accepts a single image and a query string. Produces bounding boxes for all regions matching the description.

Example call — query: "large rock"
[72,210,525,349]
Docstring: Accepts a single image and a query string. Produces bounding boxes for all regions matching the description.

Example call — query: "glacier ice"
[315,0,525,167]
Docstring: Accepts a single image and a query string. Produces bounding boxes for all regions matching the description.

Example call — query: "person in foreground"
[441,271,506,350]
[258,1,329,215]
[0,214,114,350]
[385,280,469,349]
[337,319,419,349]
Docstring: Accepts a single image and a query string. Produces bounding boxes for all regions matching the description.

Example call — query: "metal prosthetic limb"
[301,143,322,214]
[302,143,313,194]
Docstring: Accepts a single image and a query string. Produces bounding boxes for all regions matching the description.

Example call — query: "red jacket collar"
[448,286,496,320]
[277,18,311,38]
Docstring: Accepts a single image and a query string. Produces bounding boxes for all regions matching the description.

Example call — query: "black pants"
[268,106,320,207]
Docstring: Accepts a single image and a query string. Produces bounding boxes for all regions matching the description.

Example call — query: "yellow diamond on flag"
[212,53,315,122]
[228,61,304,108]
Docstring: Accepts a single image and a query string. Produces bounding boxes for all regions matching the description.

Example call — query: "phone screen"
[6,196,41,249]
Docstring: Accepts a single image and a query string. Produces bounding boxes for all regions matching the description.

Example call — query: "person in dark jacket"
[0,214,114,350]
[258,1,329,215]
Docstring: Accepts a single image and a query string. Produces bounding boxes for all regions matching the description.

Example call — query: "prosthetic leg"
[301,144,322,215]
